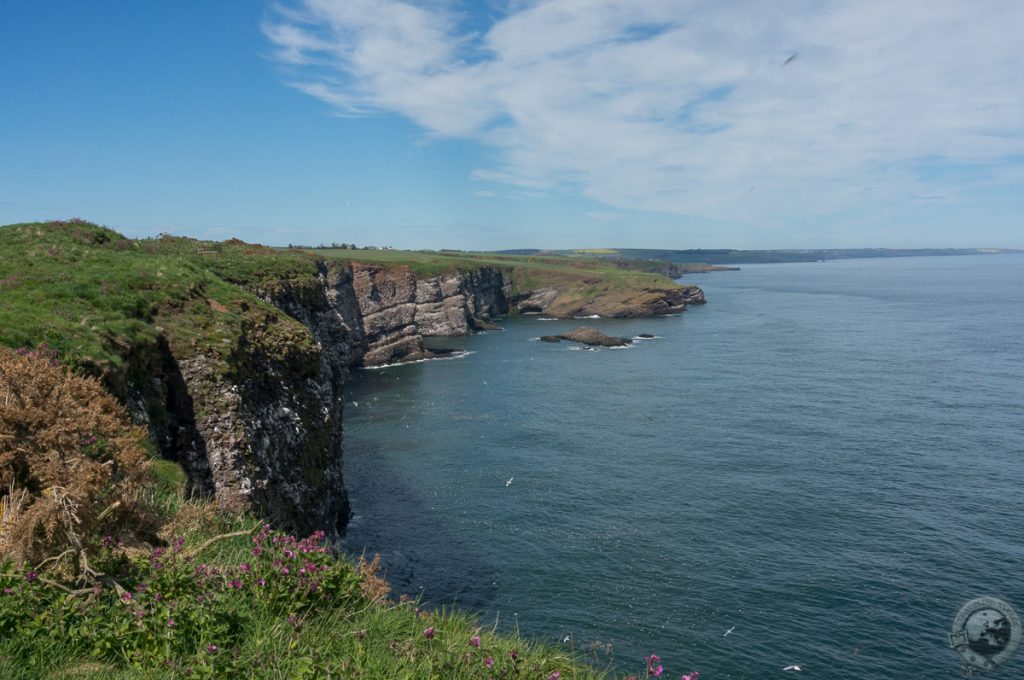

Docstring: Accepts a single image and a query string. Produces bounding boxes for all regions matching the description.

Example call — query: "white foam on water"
[360,351,476,370]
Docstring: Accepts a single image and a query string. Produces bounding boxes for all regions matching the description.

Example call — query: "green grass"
[0,221,326,396]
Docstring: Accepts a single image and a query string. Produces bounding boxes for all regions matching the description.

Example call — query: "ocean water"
[340,255,1024,679]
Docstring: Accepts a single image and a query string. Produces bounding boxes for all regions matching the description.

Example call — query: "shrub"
[0,344,160,570]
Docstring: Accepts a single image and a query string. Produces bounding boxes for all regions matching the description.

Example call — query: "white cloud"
[585,211,618,221]
[265,0,1024,225]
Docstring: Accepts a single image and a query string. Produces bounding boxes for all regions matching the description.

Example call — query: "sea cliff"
[0,221,704,538]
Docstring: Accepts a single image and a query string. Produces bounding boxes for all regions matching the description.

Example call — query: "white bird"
[505,477,514,487]
[562,635,570,643]
[723,626,735,637]
[783,665,802,671]
[352,401,358,407]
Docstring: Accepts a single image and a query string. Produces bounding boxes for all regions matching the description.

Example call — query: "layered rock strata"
[351,264,512,366]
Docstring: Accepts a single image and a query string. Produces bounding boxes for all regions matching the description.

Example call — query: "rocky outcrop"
[680,285,706,306]
[514,283,704,318]
[516,288,560,314]
[135,263,365,537]
[352,264,512,366]
[540,327,633,347]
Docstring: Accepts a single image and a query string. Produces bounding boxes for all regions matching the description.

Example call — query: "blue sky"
[1,1,1022,250]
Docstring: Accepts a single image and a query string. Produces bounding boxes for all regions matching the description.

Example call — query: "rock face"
[137,263,365,537]
[352,264,512,366]
[136,262,514,537]
[544,327,633,347]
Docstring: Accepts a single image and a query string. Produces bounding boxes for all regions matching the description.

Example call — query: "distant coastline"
[494,247,1021,266]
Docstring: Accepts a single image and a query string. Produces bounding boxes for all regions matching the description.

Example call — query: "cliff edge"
[0,221,705,537]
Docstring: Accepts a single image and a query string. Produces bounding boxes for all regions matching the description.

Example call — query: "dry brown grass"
[356,552,392,605]
[0,345,160,571]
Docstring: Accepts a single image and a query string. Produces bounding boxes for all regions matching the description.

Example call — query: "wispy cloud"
[474,189,499,198]
[265,1,1024,224]
[585,211,618,221]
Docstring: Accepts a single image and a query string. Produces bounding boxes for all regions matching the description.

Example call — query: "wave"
[573,314,601,319]
[360,350,476,370]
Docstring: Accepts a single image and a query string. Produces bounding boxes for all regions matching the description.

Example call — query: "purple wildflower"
[207,644,218,654]
[423,626,435,640]
[24,571,37,582]
[469,635,481,648]
[485,657,495,669]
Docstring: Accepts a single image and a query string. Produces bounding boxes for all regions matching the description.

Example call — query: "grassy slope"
[0,222,333,398]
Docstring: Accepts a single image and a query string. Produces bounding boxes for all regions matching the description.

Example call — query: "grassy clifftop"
[0,221,690,384]
[0,220,328,398]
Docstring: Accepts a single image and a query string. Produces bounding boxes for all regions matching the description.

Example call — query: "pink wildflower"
[423,626,435,640]
[207,644,218,654]
[485,656,495,669]
[547,672,561,680]
[469,635,481,648]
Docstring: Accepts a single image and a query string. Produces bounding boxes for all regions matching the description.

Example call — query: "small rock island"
[539,326,633,347]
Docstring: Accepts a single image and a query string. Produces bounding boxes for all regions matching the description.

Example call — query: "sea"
[339,254,1024,679]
